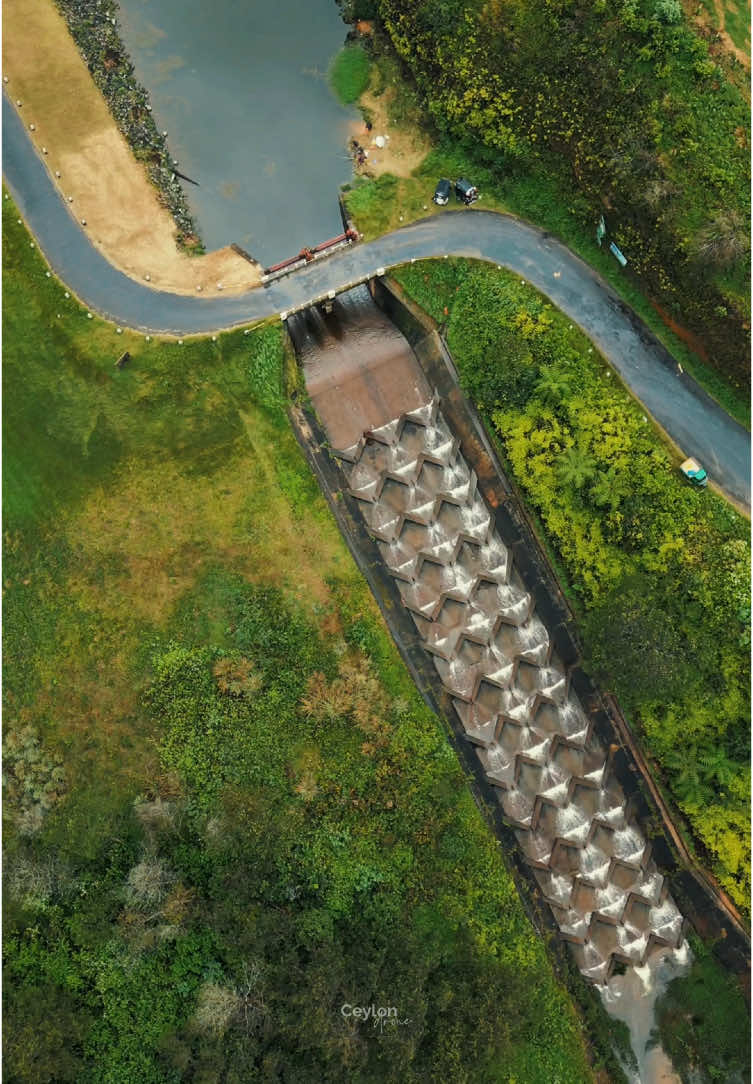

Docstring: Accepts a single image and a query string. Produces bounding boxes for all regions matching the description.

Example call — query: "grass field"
[2,191,350,847]
[2,195,613,1081]
[722,0,751,53]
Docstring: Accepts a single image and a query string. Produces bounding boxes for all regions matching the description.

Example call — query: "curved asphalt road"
[4,93,750,508]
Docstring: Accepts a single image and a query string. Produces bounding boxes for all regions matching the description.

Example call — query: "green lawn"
[3,197,606,1081]
[723,0,751,52]
[697,0,751,54]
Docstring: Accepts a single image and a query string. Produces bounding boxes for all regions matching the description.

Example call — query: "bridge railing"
[262,228,359,285]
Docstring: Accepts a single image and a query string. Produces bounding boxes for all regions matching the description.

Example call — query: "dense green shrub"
[2,726,67,835]
[395,259,750,911]
[329,43,372,104]
[654,934,751,1083]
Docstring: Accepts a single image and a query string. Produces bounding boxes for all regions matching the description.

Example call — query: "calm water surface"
[117,0,356,264]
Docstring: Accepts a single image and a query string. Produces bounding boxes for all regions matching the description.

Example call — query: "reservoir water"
[116,0,356,265]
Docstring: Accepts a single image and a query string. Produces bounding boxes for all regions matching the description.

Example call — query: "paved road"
[4,93,750,508]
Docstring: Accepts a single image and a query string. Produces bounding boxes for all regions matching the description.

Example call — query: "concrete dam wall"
[287,283,687,990]
[334,393,684,985]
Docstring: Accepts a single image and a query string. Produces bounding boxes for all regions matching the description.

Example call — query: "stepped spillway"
[335,392,685,985]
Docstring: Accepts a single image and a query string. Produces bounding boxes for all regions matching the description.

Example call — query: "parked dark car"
[455,177,479,204]
[433,178,452,206]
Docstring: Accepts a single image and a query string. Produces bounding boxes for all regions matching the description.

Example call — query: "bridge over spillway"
[3,89,749,514]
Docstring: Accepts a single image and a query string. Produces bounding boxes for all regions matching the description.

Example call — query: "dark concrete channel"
[285,276,749,1075]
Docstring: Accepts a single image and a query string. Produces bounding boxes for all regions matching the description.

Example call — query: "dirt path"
[686,0,751,70]
[2,0,261,295]
[347,89,431,180]
[707,0,750,66]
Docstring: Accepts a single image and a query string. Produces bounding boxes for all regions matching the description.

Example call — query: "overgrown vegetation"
[393,258,750,914]
[342,3,750,408]
[3,199,600,1081]
[329,43,372,104]
[654,934,751,1082]
[377,0,750,386]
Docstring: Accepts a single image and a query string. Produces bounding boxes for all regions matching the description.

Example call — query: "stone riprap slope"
[337,394,685,985]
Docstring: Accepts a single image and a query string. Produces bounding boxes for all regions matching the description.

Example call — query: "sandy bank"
[2,0,262,295]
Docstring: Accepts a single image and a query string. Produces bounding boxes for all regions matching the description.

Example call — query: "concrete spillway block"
[480,744,517,789]
[336,394,683,984]
[455,699,500,747]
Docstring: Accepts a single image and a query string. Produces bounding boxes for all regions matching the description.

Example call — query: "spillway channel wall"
[371,272,750,980]
[285,274,750,991]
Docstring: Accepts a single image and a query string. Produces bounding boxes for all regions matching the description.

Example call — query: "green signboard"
[596,215,606,247]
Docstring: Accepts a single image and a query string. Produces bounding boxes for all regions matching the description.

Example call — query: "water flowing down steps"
[335,393,685,986]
